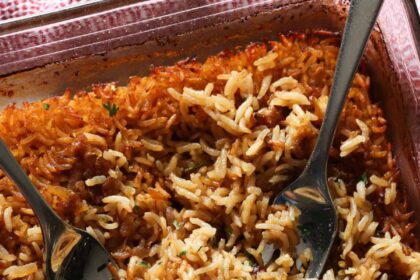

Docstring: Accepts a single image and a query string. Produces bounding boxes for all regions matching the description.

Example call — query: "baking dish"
[0,0,418,233]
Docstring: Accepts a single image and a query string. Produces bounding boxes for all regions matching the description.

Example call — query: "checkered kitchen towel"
[1,0,419,22]
[0,0,95,21]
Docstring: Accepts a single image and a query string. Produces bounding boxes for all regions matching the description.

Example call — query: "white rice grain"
[27,226,42,242]
[3,262,38,279]
[102,195,133,213]
[0,244,16,262]
[208,149,227,180]
[4,206,12,232]
[370,175,389,187]
[83,132,107,147]
[340,135,366,157]
[254,52,278,71]
[85,175,107,187]
[356,119,370,140]
[270,76,298,91]
[142,138,164,152]
[257,75,272,99]
[245,128,270,156]
[270,91,310,108]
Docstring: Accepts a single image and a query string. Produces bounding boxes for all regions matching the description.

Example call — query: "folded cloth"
[0,0,93,21]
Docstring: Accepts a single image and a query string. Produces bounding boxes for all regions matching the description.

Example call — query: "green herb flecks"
[133,204,140,213]
[197,246,203,252]
[103,102,119,117]
[178,250,187,257]
[43,103,50,110]
[184,162,203,174]
[138,261,149,268]
[173,220,180,230]
[246,258,259,273]
[361,171,368,185]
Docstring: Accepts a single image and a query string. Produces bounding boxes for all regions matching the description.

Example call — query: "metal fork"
[272,0,384,278]
[0,140,116,279]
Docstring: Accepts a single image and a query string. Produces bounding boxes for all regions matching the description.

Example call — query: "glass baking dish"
[0,0,418,236]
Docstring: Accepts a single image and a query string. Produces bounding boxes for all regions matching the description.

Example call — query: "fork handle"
[306,0,384,179]
[0,140,63,239]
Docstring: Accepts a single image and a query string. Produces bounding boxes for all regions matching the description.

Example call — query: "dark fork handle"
[305,0,384,183]
[299,0,385,277]
[0,140,62,238]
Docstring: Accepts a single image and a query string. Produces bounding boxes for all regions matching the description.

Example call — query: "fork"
[271,0,384,277]
[0,140,116,279]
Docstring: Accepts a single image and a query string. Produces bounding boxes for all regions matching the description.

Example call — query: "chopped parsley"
[361,171,368,185]
[245,259,254,266]
[173,220,180,230]
[184,162,203,174]
[103,102,119,117]
[42,103,50,110]
[197,246,203,252]
[138,261,149,268]
[133,204,139,213]
[178,250,187,257]
[184,164,198,173]
[246,258,259,273]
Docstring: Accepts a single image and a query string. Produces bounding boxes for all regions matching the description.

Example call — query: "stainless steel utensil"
[0,140,116,279]
[272,0,384,277]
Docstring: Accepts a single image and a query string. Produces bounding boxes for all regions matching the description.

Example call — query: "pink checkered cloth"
[1,0,419,22]
[0,0,93,21]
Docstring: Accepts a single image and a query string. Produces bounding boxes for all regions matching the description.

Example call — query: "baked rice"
[0,33,419,279]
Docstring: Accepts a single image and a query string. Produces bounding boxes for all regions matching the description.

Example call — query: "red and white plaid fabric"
[0,0,93,21]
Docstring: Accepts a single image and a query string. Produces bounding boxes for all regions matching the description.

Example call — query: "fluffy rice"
[0,33,418,279]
